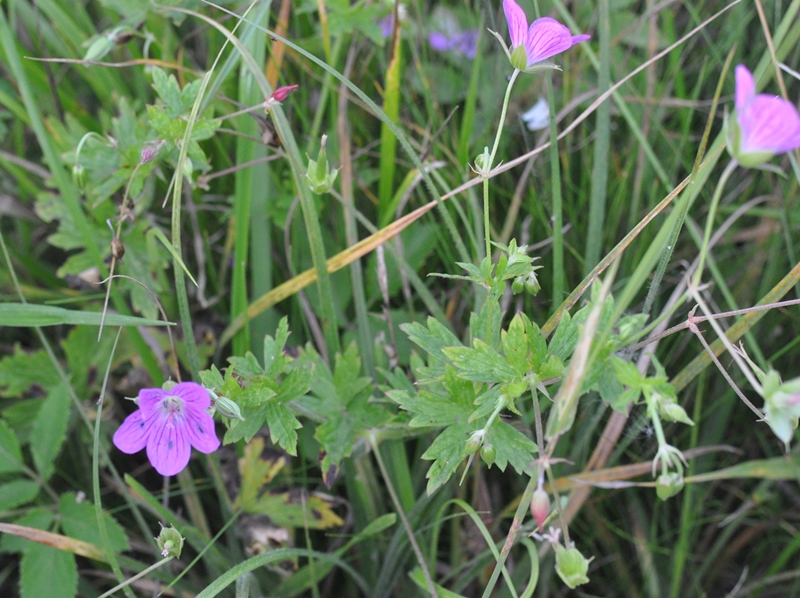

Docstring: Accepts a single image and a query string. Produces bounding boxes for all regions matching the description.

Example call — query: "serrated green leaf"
[469,298,502,347]
[276,367,312,403]
[59,493,129,553]
[262,402,302,456]
[443,340,518,383]
[611,356,643,387]
[0,348,60,396]
[20,541,77,598]
[485,421,537,473]
[388,386,472,428]
[31,384,70,481]
[525,318,548,367]
[502,314,530,375]
[263,317,291,377]
[0,303,172,327]
[0,509,53,554]
[422,423,472,494]
[0,480,40,511]
[190,117,221,141]
[147,103,184,139]
[400,318,462,364]
[151,68,184,119]
[199,364,225,390]
[548,310,578,361]
[538,354,564,380]
[224,403,270,445]
[240,377,278,408]
[0,419,24,474]
[229,352,265,378]
[596,366,626,412]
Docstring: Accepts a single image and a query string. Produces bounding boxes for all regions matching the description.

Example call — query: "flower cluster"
[429,29,479,59]
[113,382,220,477]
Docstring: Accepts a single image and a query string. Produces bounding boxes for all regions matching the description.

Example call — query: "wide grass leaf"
[0,303,171,327]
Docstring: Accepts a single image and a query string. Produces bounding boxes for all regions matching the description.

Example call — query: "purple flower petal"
[138,387,167,415]
[113,410,150,454]
[739,95,800,154]
[501,3,590,69]
[735,65,755,112]
[525,17,573,64]
[147,414,191,477]
[456,30,479,59]
[731,64,800,160]
[113,382,220,477]
[170,382,211,410]
[503,0,528,49]
[184,408,221,454]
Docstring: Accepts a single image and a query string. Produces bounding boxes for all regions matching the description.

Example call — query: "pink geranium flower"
[500,0,590,72]
[113,382,220,476]
[729,65,800,167]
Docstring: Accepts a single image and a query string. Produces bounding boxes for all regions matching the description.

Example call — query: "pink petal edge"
[503,0,528,48]
[525,18,572,64]
[735,65,755,112]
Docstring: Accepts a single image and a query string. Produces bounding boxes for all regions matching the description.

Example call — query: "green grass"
[2,0,800,596]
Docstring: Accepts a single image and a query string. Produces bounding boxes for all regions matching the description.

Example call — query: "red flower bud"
[530,487,551,530]
[270,84,299,102]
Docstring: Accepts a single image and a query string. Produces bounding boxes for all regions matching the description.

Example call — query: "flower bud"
[512,275,525,295]
[659,402,694,426]
[141,140,165,165]
[554,544,592,589]
[72,164,86,191]
[656,472,684,500]
[265,84,299,112]
[530,487,550,530]
[523,270,541,296]
[480,443,496,467]
[463,430,484,456]
[271,84,299,102]
[305,135,339,194]
[473,147,491,177]
[212,394,244,422]
[155,525,184,558]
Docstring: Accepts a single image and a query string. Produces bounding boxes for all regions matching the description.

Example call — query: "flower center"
[159,395,185,425]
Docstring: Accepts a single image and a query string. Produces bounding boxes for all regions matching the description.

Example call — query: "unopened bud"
[212,394,244,422]
[656,472,684,500]
[72,164,86,191]
[523,270,541,296]
[512,275,525,295]
[473,147,491,176]
[554,544,592,589]
[141,140,165,165]
[463,430,484,456]
[480,443,496,467]
[660,402,694,426]
[530,487,551,530]
[305,134,339,194]
[265,84,299,112]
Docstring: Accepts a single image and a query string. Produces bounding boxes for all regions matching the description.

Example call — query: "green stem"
[692,159,737,288]
[483,69,521,259]
[93,329,133,598]
[97,557,173,598]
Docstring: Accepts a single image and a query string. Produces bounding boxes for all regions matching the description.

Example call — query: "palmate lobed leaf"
[442,340,519,384]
